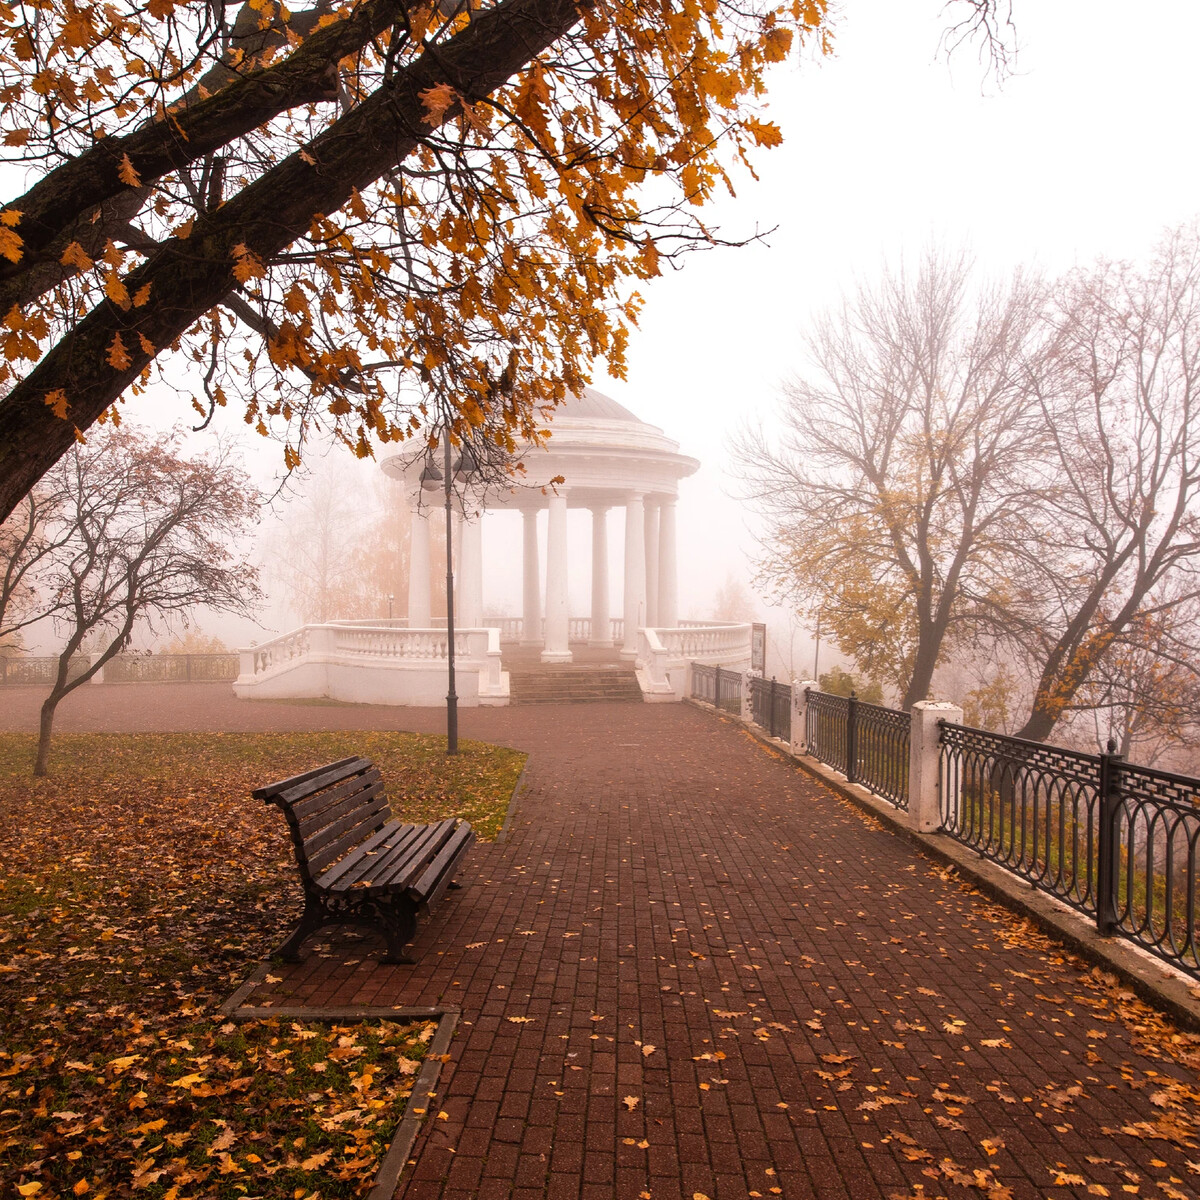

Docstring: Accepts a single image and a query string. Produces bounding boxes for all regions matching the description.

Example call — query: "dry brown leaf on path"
[1050,1170,1086,1187]
[623,1095,640,1110]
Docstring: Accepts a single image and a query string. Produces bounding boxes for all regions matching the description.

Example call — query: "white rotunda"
[382,387,700,664]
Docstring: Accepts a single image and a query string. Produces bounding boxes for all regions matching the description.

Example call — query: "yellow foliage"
[0,0,831,487]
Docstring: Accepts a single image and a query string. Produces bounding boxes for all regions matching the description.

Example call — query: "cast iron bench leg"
[379,902,418,966]
[276,895,326,963]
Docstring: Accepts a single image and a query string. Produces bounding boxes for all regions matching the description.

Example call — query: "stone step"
[507,667,643,704]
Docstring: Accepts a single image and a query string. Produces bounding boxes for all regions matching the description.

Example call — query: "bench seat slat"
[312,821,416,890]
[409,821,475,904]
[386,819,458,892]
[317,820,426,891]
[338,819,454,892]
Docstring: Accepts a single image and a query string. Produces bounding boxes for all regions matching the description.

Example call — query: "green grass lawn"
[0,731,525,1199]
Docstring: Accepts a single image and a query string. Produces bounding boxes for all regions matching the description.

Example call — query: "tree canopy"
[0,0,838,523]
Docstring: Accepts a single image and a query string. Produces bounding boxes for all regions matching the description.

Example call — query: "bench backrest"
[253,756,391,885]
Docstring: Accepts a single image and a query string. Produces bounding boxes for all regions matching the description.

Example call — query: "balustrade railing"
[939,722,1200,979]
[251,627,310,676]
[333,627,470,659]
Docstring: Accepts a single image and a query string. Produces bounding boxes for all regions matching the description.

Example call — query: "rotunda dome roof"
[553,386,642,425]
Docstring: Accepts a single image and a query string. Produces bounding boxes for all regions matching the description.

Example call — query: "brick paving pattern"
[6,686,1200,1198]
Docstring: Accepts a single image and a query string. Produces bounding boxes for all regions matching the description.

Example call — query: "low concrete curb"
[220,964,459,1200]
[688,697,1200,1033]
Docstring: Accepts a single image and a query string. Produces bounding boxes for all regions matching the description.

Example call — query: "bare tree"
[1004,225,1200,742]
[24,429,261,775]
[737,250,1048,710]
[0,482,71,648]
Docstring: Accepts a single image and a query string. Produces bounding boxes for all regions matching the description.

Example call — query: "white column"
[644,500,660,629]
[542,491,572,663]
[459,509,484,628]
[622,492,646,660]
[521,508,542,646]
[909,700,962,832]
[589,506,612,647]
[408,505,432,628]
[657,497,678,630]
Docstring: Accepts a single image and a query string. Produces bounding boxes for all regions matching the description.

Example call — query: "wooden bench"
[254,755,476,965]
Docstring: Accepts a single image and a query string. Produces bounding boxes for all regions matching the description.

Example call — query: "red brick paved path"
[5,686,1200,1199]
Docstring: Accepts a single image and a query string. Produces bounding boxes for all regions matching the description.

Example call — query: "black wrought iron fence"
[0,655,90,685]
[940,722,1200,979]
[804,689,849,775]
[689,662,743,714]
[804,689,910,810]
[103,653,239,682]
[748,676,792,741]
[855,699,911,809]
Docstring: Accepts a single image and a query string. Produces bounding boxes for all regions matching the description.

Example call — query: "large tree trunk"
[0,0,587,524]
[0,0,400,309]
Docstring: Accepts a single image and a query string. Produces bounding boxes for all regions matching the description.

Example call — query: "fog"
[18,0,1200,691]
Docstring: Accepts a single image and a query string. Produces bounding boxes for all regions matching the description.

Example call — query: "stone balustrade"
[636,623,753,702]
[236,622,508,706]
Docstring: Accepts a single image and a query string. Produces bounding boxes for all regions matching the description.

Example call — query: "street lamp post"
[421,435,476,755]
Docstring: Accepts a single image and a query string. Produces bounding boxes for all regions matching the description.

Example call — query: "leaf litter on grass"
[0,731,524,1198]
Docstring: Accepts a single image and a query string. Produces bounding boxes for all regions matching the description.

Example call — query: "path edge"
[218,967,459,1200]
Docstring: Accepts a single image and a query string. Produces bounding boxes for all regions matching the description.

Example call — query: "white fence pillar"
[790,679,819,758]
[909,700,961,832]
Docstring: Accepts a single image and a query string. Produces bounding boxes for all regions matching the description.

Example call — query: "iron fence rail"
[0,655,91,685]
[103,653,240,682]
[804,689,910,810]
[804,689,848,775]
[688,662,743,713]
[748,676,792,741]
[854,698,911,810]
[0,653,239,684]
[940,721,1200,980]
